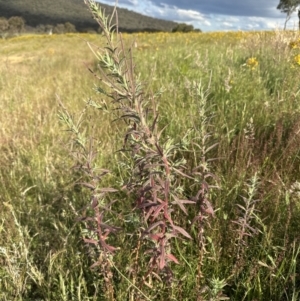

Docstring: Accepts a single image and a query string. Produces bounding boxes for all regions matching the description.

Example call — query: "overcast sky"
[96,0,300,31]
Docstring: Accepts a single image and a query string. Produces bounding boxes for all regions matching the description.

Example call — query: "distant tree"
[36,24,46,33]
[53,23,65,34]
[8,16,25,35]
[277,0,300,29]
[64,22,76,33]
[172,23,194,33]
[45,24,54,34]
[35,24,53,34]
[0,17,9,38]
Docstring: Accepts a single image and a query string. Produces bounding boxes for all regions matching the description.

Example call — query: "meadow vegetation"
[1,4,300,300]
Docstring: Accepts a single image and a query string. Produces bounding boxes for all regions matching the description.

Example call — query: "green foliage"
[277,0,300,29]
[0,17,9,38]
[53,23,65,34]
[0,16,24,38]
[64,21,76,33]
[36,24,54,34]
[46,22,75,34]
[8,16,25,34]
[172,23,195,33]
[277,0,300,13]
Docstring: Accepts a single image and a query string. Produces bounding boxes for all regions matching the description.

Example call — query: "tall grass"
[0,4,300,300]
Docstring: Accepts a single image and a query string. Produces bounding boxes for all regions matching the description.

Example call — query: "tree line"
[0,16,79,38]
[0,16,25,38]
[0,15,202,39]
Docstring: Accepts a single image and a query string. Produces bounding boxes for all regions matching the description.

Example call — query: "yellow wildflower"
[289,38,300,49]
[289,41,298,49]
[246,57,259,70]
[294,54,300,66]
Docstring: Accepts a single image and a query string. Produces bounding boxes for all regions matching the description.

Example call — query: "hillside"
[0,0,178,32]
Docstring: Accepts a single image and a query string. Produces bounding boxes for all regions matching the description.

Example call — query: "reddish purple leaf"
[152,203,166,220]
[149,233,164,241]
[145,221,164,233]
[145,206,155,221]
[158,241,167,270]
[78,182,96,190]
[83,238,98,245]
[167,253,179,264]
[159,254,166,269]
[172,195,195,215]
[163,209,174,226]
[91,197,98,208]
[173,225,192,239]
[203,199,215,217]
[90,261,101,269]
[99,238,118,253]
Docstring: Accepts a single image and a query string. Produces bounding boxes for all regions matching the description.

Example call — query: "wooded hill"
[0,0,178,32]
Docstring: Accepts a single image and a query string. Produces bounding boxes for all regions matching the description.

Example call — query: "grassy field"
[1,25,300,301]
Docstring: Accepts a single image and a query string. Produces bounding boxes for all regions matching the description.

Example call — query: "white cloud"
[176,9,206,21]
[96,0,300,31]
[222,22,234,28]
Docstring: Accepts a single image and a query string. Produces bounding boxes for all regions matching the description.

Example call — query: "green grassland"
[1,29,300,300]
